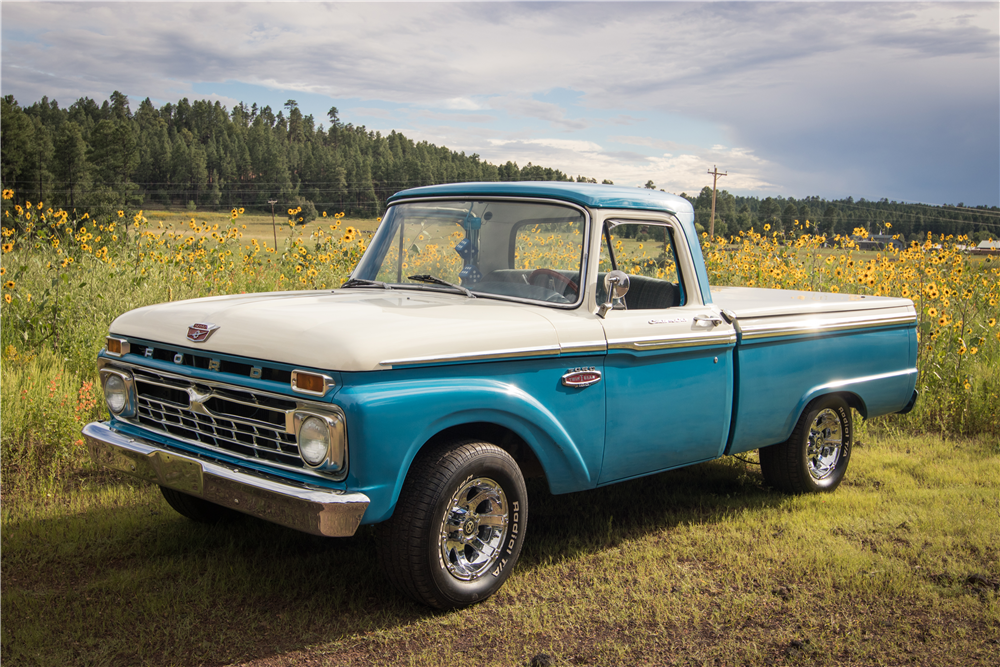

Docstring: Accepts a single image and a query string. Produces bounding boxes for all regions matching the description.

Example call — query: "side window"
[598,222,685,309]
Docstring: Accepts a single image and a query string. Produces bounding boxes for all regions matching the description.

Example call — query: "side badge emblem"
[187,322,219,343]
[561,367,602,388]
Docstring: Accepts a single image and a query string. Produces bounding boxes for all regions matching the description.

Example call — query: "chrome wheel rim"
[807,408,843,480]
[439,477,508,581]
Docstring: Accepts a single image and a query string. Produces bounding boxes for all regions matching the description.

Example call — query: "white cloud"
[488,95,591,131]
[440,98,485,111]
[348,107,396,120]
[489,138,605,154]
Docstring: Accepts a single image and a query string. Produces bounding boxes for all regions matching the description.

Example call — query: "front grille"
[130,367,305,470]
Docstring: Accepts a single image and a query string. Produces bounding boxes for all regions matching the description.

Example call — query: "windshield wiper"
[407,274,476,298]
[341,278,392,289]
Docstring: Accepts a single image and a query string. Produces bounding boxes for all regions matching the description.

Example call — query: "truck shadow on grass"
[1,458,781,667]
[522,455,780,565]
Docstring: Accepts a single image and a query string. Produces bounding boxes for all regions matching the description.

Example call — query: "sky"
[2,1,998,207]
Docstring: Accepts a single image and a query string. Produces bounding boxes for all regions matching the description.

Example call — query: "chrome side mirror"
[598,270,630,318]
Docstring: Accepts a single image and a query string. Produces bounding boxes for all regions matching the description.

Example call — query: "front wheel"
[377,440,528,609]
[759,395,853,493]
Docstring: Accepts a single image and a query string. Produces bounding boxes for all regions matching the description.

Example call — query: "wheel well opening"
[424,422,547,483]
[835,391,867,419]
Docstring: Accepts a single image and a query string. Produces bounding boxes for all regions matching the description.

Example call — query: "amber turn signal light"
[291,370,333,396]
[105,337,130,357]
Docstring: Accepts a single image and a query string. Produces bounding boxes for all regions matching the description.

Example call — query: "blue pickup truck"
[84,182,918,608]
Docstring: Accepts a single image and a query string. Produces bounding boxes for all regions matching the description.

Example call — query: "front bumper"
[83,421,369,537]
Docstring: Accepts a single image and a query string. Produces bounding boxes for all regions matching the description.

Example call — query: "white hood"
[109,289,564,372]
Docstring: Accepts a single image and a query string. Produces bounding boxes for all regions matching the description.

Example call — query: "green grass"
[3,431,996,666]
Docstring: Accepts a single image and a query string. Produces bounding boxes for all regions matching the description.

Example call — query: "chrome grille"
[130,368,305,470]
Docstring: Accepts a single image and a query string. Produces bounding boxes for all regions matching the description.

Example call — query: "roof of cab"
[387,181,694,215]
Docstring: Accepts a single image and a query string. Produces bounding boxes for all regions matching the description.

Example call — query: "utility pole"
[268,199,278,249]
[707,166,727,239]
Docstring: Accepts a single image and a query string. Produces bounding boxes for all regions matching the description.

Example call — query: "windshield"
[350,200,588,305]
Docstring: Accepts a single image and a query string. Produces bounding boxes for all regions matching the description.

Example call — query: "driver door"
[597,220,735,484]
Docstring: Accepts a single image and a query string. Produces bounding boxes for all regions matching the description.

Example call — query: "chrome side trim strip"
[560,340,608,354]
[382,344,561,368]
[814,367,918,392]
[83,421,368,537]
[740,312,916,341]
[608,331,737,352]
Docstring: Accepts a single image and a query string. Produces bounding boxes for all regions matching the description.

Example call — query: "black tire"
[159,486,239,523]
[376,440,528,610]
[759,395,853,494]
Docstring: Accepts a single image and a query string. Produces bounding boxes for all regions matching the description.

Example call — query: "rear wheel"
[377,440,528,609]
[159,486,238,523]
[759,395,853,493]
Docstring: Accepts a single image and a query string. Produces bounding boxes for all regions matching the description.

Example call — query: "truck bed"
[711,286,918,455]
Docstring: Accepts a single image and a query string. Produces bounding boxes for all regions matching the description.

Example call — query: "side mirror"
[598,270,630,318]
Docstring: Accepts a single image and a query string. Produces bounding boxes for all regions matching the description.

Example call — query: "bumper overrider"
[82,421,369,536]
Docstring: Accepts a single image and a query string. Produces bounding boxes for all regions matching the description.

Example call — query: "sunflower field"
[1,193,997,487]
[702,222,999,437]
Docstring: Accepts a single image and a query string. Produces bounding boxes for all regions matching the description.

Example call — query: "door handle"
[693,314,724,327]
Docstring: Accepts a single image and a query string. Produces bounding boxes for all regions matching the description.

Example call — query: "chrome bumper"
[82,421,369,537]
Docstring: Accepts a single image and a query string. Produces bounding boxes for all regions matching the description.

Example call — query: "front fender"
[336,369,605,524]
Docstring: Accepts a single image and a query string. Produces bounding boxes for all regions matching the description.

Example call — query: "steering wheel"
[528,268,579,298]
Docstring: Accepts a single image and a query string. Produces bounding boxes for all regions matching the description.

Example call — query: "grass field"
[2,196,998,666]
[2,431,996,667]
[142,209,381,247]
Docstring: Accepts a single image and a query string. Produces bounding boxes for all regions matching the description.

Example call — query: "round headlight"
[104,374,128,414]
[298,416,330,466]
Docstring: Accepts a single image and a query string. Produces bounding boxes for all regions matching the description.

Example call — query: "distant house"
[851,234,904,251]
[970,240,1000,256]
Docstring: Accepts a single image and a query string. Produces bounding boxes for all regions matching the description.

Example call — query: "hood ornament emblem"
[186,322,219,343]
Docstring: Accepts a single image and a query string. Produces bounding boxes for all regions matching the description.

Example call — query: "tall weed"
[0,347,103,487]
